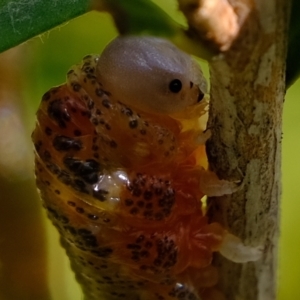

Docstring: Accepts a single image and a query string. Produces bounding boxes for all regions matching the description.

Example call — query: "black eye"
[169,79,182,93]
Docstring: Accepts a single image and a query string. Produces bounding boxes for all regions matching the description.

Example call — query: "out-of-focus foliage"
[0,45,50,300]
[0,1,299,299]
[280,83,300,299]
[99,0,176,35]
[0,0,91,53]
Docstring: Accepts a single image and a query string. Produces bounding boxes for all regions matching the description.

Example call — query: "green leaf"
[286,0,300,87]
[100,0,176,36]
[0,0,92,53]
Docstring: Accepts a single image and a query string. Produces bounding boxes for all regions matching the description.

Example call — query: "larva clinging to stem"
[32,36,261,300]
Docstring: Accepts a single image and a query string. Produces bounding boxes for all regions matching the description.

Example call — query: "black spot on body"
[71,82,81,92]
[155,188,163,196]
[46,206,59,220]
[145,241,153,249]
[78,228,92,236]
[102,99,111,108]
[140,250,149,258]
[84,66,95,74]
[83,54,92,60]
[34,141,42,152]
[95,88,104,97]
[81,172,98,184]
[60,216,69,224]
[93,189,108,201]
[43,150,51,160]
[110,140,117,148]
[83,235,98,248]
[47,99,71,128]
[73,179,88,193]
[125,199,133,206]
[121,106,133,116]
[53,136,82,151]
[81,110,91,118]
[57,170,72,185]
[88,214,99,220]
[46,162,60,175]
[65,226,77,235]
[51,87,60,94]
[130,208,139,215]
[129,120,138,128]
[87,99,94,109]
[92,118,99,125]
[76,207,84,214]
[136,235,145,243]
[45,127,52,136]
[74,129,82,136]
[42,91,51,101]
[92,247,113,258]
[137,201,144,208]
[127,244,141,250]
[144,190,152,200]
[132,188,142,197]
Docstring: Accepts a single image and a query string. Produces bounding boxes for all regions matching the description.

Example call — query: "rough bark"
[206,1,290,299]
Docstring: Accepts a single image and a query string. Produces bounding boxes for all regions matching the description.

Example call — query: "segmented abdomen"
[32,55,225,300]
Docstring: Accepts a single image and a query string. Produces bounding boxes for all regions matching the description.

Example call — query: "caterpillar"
[32,36,261,300]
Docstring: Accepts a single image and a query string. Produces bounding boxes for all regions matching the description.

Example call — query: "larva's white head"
[96,36,207,114]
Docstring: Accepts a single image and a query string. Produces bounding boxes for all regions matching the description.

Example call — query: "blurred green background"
[0,1,298,299]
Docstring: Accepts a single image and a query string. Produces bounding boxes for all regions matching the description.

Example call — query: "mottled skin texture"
[32,42,228,300]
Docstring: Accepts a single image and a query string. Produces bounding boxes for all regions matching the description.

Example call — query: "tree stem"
[206,1,290,299]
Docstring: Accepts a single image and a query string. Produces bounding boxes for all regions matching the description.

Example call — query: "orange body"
[32,55,225,300]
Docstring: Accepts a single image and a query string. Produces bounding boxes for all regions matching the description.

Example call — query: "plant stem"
[206,1,290,299]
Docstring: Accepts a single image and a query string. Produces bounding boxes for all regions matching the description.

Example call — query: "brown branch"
[179,0,291,299]
[193,1,290,299]
[178,0,251,51]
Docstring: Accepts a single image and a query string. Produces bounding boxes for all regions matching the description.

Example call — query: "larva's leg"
[199,169,239,196]
[196,129,212,145]
[219,233,263,263]
[192,221,262,263]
